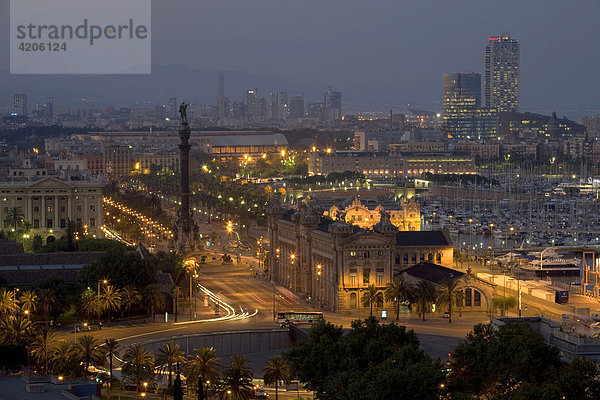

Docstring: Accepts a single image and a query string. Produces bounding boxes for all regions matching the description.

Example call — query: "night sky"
[0,0,598,117]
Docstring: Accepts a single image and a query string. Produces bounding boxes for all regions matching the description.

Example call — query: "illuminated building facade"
[268,202,454,313]
[0,176,104,238]
[484,34,519,112]
[442,72,481,137]
[308,151,476,177]
[327,196,421,231]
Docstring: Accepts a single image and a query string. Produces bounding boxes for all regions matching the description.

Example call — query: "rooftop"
[400,262,464,284]
[395,231,452,247]
[211,133,288,147]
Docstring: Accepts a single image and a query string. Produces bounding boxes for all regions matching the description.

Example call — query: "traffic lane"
[200,264,306,311]
[60,317,280,347]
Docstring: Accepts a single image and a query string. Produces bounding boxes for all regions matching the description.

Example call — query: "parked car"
[252,385,269,399]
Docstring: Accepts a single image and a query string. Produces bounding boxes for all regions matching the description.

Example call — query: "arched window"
[436,253,442,263]
[411,254,417,264]
[474,290,481,307]
[376,292,384,308]
[403,254,409,264]
[428,253,434,262]
[395,253,401,265]
[364,250,370,259]
[465,288,472,307]
[350,292,357,309]
[420,254,425,263]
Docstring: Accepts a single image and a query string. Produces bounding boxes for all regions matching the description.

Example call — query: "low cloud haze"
[0,0,598,117]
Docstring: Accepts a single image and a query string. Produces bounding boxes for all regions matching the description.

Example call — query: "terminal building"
[267,201,454,313]
[308,151,476,178]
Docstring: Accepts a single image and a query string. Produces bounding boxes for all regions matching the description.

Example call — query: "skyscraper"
[276,92,288,120]
[12,94,27,116]
[289,95,305,119]
[217,72,228,119]
[442,72,481,136]
[247,89,257,118]
[324,88,342,120]
[484,34,520,112]
[167,97,178,119]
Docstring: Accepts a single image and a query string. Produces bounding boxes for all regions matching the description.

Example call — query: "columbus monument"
[173,102,198,250]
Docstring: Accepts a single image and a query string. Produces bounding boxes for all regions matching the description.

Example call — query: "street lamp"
[97,279,108,299]
[185,258,196,320]
[468,219,473,256]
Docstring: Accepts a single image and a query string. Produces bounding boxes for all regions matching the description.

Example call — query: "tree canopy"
[77,248,158,290]
[447,322,568,399]
[284,317,444,400]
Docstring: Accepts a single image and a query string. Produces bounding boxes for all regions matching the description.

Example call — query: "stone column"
[54,196,59,230]
[27,195,33,226]
[41,196,46,229]
[97,194,102,230]
[83,195,88,225]
[67,194,72,223]
[176,119,192,250]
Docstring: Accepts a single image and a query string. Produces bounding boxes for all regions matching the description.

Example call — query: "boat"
[524,249,581,278]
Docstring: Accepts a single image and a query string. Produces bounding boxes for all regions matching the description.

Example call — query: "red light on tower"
[489,37,500,41]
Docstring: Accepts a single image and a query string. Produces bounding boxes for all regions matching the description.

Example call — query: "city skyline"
[0,0,599,119]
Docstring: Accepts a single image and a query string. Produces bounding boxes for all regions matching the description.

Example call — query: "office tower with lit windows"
[442,73,484,138]
[167,97,178,119]
[484,34,520,112]
[12,94,27,116]
[247,89,257,118]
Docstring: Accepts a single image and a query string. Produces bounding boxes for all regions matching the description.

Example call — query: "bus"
[277,311,324,326]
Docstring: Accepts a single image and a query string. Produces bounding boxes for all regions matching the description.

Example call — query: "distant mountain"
[0,65,326,109]
[0,64,442,114]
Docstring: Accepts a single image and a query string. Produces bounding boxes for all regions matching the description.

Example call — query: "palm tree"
[219,355,254,400]
[101,285,122,325]
[0,288,18,315]
[360,284,380,317]
[455,289,465,317]
[121,285,141,320]
[80,290,102,322]
[327,371,352,400]
[51,340,76,377]
[38,288,57,324]
[29,328,57,375]
[0,314,32,344]
[157,341,186,388]
[22,221,32,234]
[143,284,165,323]
[103,339,120,396]
[437,278,463,323]
[121,345,155,391]
[437,279,460,323]
[76,335,103,374]
[5,207,24,230]
[263,355,292,400]
[187,347,221,396]
[19,290,38,314]
[384,276,413,321]
[413,280,437,322]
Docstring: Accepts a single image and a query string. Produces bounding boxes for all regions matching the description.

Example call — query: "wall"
[139,329,291,359]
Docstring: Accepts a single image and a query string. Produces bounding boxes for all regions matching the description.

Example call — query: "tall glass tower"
[442,72,481,137]
[484,34,520,112]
